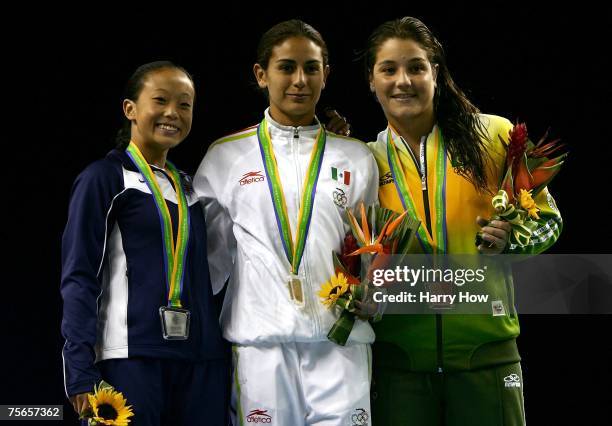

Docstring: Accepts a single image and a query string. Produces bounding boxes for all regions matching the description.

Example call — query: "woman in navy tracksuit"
[60,61,229,425]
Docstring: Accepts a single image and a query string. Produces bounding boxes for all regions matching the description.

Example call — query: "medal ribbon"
[386,126,447,254]
[126,142,190,307]
[257,118,326,274]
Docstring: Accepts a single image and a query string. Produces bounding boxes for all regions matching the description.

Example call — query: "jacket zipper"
[504,262,516,318]
[418,139,443,373]
[400,136,432,236]
[401,135,443,372]
[436,314,443,373]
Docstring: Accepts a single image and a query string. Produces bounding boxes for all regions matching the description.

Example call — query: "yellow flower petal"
[318,282,333,298]
[88,384,134,425]
[528,207,540,219]
[519,188,540,219]
[318,273,350,308]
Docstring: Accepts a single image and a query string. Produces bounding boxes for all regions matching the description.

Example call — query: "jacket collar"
[264,107,321,136]
[377,125,438,156]
[107,148,182,175]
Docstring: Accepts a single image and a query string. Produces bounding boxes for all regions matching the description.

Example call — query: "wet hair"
[256,19,329,70]
[115,61,194,149]
[365,17,491,192]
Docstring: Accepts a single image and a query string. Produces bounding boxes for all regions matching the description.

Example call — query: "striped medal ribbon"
[257,119,326,308]
[126,142,191,339]
[386,126,448,254]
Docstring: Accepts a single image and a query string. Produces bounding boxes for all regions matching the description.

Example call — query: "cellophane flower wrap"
[476,123,567,248]
[319,202,419,345]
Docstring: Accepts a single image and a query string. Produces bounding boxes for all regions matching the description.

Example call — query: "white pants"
[231,341,372,426]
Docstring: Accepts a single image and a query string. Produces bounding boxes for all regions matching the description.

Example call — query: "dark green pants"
[372,361,525,426]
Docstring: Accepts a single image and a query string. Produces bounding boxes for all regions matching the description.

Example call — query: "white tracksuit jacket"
[194,109,379,345]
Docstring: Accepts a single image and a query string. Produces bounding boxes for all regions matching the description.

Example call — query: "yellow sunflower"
[318,272,349,308]
[518,188,540,219]
[87,386,134,426]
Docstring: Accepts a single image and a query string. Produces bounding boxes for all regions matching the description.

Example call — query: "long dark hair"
[115,61,194,149]
[365,17,490,192]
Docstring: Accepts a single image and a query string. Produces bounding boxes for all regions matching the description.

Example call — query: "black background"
[5,2,612,424]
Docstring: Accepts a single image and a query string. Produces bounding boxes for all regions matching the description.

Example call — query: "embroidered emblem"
[240,171,265,186]
[331,167,351,185]
[333,188,348,208]
[379,171,394,186]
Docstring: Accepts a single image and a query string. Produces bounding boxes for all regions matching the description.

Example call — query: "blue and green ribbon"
[126,142,190,307]
[386,127,447,254]
[257,119,326,274]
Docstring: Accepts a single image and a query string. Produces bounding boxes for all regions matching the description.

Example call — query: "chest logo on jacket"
[246,409,272,423]
[239,171,265,186]
[379,171,394,186]
[331,166,351,185]
[333,187,348,208]
[351,408,369,426]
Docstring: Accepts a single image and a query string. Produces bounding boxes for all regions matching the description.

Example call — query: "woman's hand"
[323,109,351,136]
[354,300,379,320]
[476,216,511,255]
[69,392,91,416]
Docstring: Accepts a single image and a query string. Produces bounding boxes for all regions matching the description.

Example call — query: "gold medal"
[288,275,305,308]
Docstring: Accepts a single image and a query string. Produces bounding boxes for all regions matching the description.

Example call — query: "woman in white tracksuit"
[195,20,378,425]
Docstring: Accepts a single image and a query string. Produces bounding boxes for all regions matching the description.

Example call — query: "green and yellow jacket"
[368,114,562,372]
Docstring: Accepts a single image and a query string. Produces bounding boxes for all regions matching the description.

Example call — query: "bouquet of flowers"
[318,202,419,345]
[476,122,567,248]
[79,381,134,426]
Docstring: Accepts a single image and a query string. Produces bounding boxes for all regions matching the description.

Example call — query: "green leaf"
[98,380,113,390]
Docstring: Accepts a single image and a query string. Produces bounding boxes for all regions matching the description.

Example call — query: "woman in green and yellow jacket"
[365,17,562,426]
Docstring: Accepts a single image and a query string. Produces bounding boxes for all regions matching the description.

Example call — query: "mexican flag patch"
[331,167,350,185]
